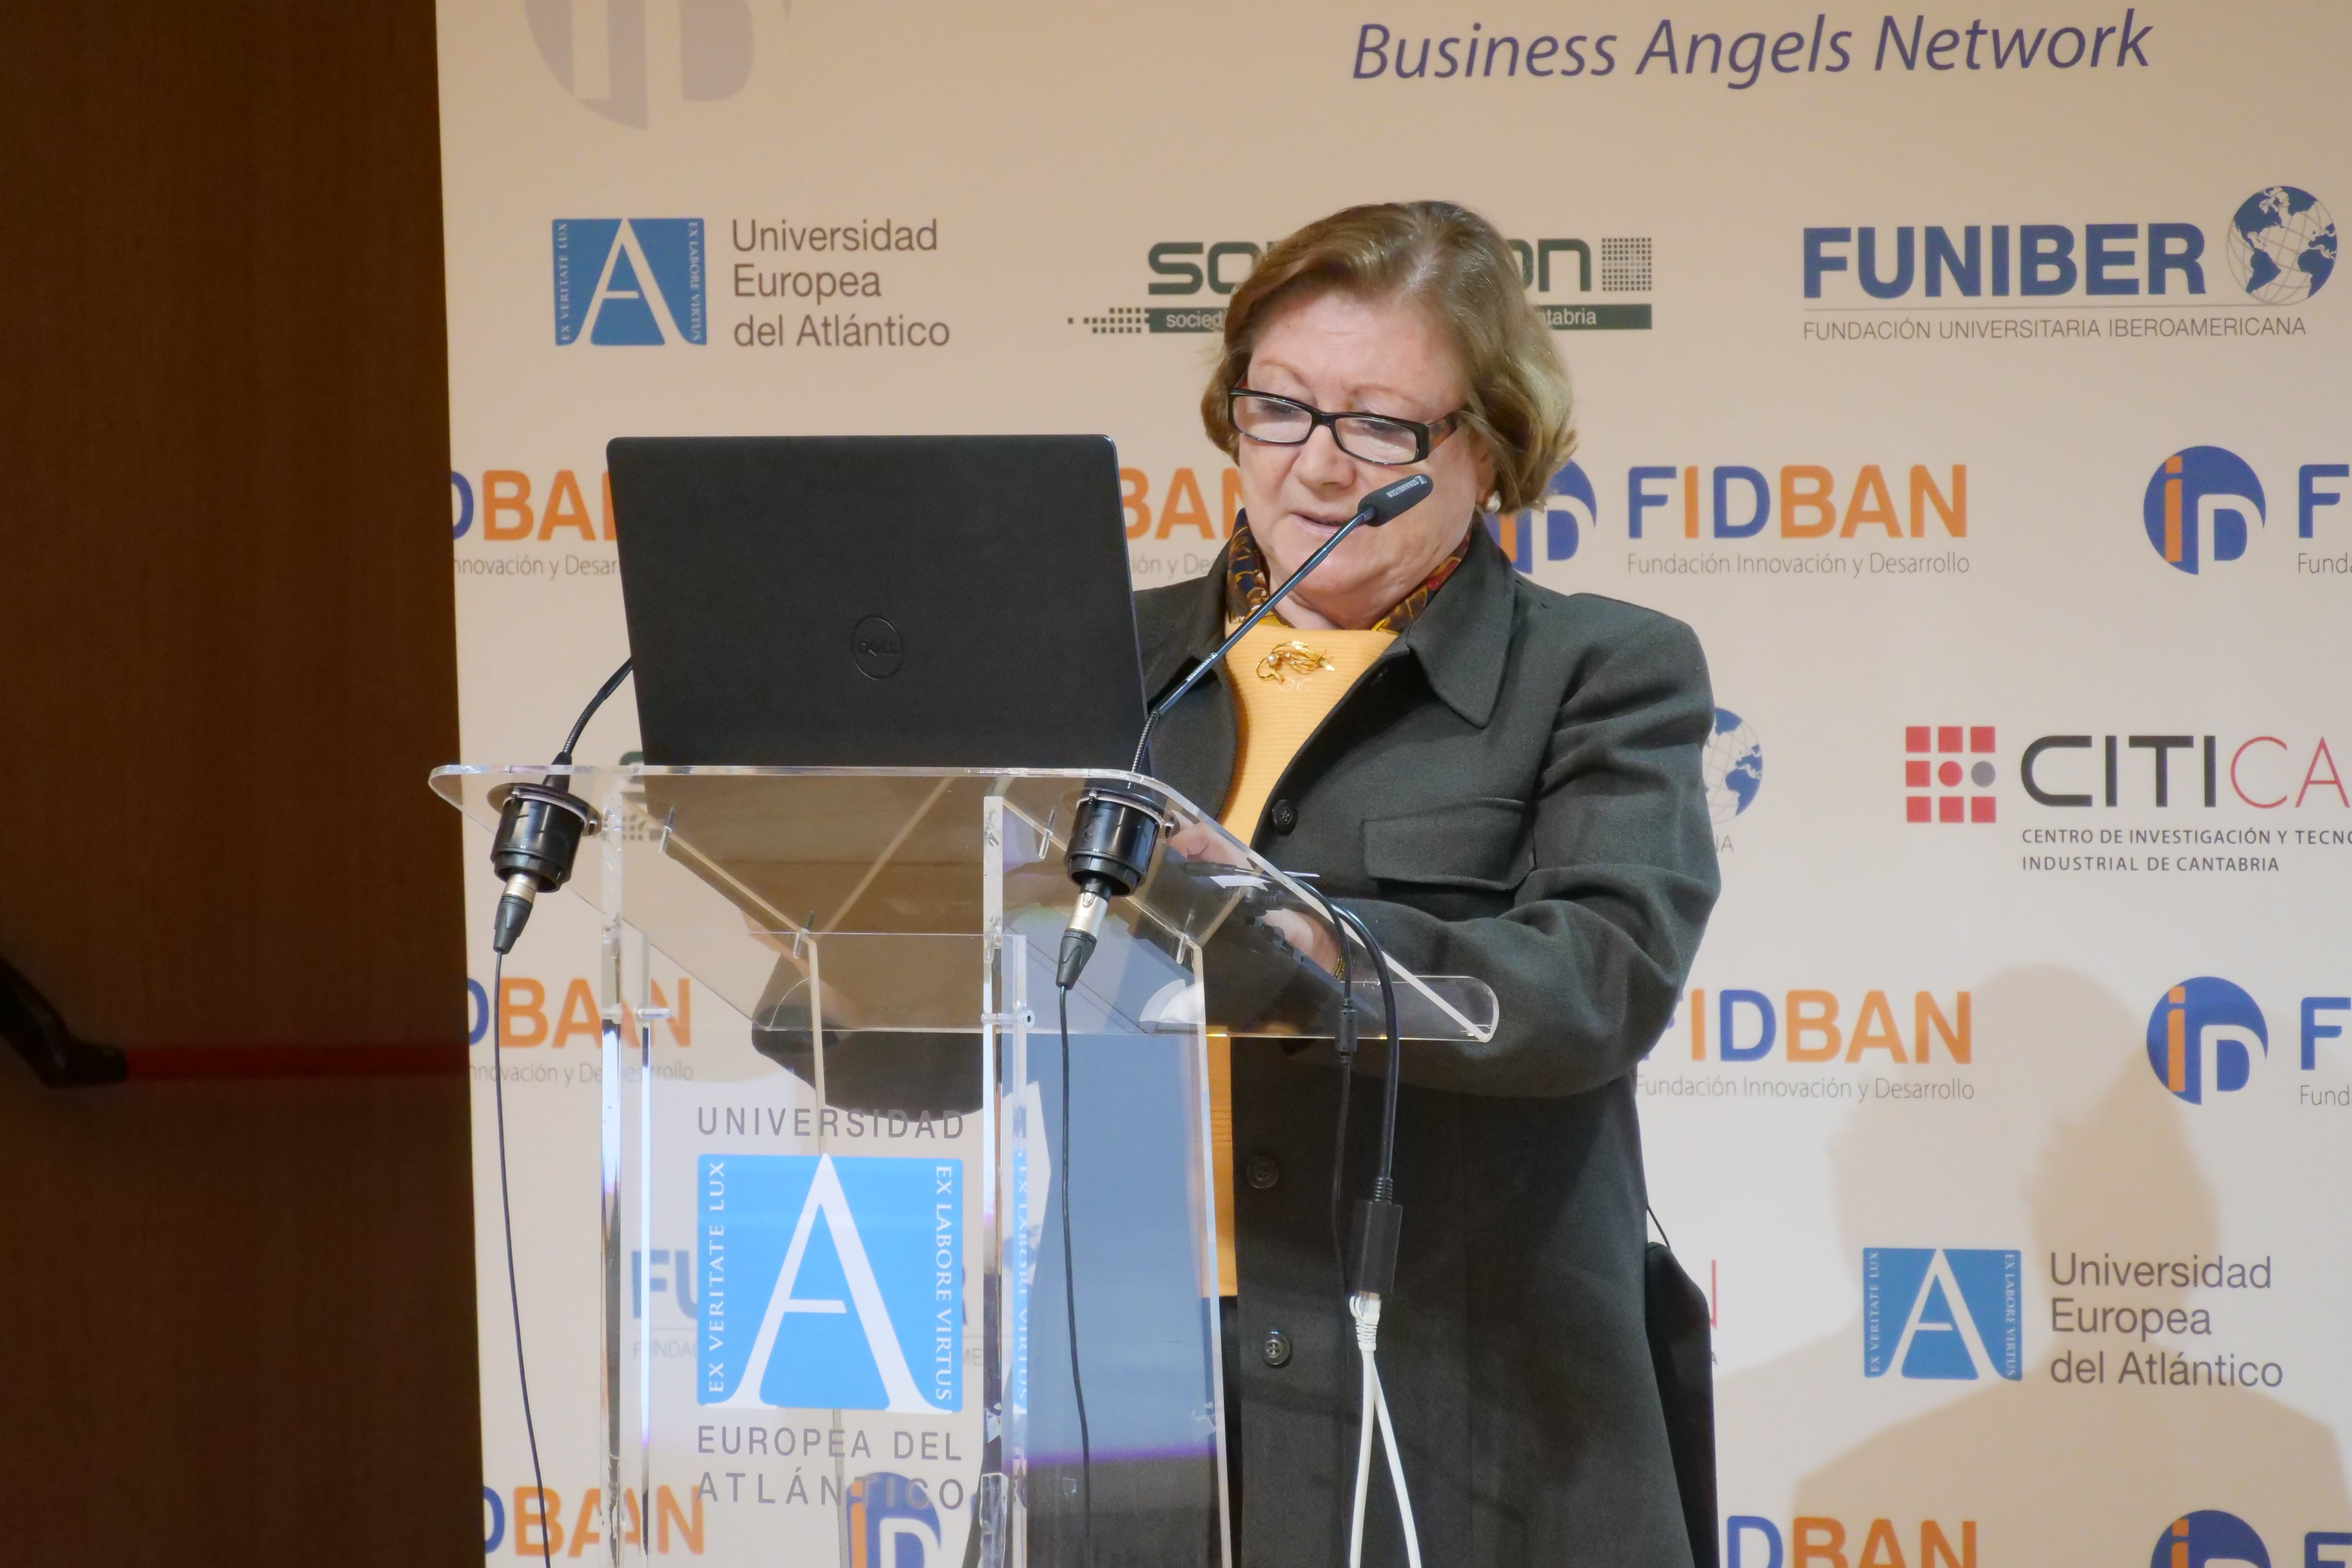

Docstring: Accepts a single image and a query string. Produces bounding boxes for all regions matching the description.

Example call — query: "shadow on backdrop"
[1714,965,2347,1560]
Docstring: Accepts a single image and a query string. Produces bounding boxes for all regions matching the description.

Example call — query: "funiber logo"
[1078,231,1651,336]
[1802,186,2331,343]
[553,219,707,346]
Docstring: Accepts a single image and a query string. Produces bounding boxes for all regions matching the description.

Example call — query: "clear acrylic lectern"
[433,765,1496,1568]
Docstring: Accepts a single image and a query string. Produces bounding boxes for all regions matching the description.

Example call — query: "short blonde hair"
[1201,200,1575,514]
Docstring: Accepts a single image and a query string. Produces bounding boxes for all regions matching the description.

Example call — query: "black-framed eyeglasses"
[1228,388,1464,466]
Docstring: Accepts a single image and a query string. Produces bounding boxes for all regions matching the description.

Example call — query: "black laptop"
[609,434,1147,767]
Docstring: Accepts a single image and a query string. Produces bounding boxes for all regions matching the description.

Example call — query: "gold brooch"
[1255,640,1335,689]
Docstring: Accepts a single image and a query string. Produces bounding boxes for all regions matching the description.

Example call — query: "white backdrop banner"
[437,3,2352,1561]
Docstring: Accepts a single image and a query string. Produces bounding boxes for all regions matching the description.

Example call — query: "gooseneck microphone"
[488,657,635,954]
[1056,472,1434,990]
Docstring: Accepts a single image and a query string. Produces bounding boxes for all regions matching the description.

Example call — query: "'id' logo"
[2146,979,2267,1104]
[1494,461,1597,569]
[2151,1511,2269,1568]
[701,1154,961,1413]
[1863,1248,2021,1381]
[553,219,707,346]
[845,1473,943,1568]
[2144,447,2264,574]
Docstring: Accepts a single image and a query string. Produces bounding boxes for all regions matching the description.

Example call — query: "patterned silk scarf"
[1223,512,1473,634]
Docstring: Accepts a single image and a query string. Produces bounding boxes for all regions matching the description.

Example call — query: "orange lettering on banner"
[1780,465,1836,536]
[484,471,535,540]
[1120,469,1152,539]
[1841,465,1900,537]
[657,1485,705,1553]
[553,978,602,1048]
[1682,466,1700,538]
[566,1490,602,1557]
[1920,1520,1975,1568]
[1858,1518,1908,1568]
[1158,468,1216,539]
[1786,990,1842,1062]
[601,470,616,540]
[1222,467,1244,536]
[540,470,598,541]
[2296,738,2349,807]
[1846,990,1907,1062]
[1910,465,1966,537]
[1915,992,1971,1062]
[1794,1517,1850,1568]
[619,1488,644,1548]
[499,977,548,1046]
[515,1487,562,1555]
[1689,988,1707,1060]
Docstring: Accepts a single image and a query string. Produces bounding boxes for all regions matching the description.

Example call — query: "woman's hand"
[1166,820,1344,974]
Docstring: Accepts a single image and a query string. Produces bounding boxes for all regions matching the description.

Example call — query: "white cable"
[1345,1354,1374,1568]
[1371,1358,1423,1568]
[1345,1292,1424,1568]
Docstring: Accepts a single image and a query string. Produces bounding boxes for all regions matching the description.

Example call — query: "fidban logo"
[700,1154,960,1412]
[553,219,707,345]
[1863,1247,2022,1381]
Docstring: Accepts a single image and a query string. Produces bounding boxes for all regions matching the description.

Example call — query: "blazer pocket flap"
[1363,797,1532,891]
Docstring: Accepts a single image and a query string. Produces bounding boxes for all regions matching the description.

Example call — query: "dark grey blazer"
[1136,520,1721,1568]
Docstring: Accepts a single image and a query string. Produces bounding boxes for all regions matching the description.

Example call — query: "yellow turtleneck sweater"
[1207,620,1396,1295]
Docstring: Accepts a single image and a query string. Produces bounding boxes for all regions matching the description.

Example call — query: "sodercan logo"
[2146,979,2267,1105]
[2151,1511,2269,1568]
[700,1154,960,1413]
[2144,447,2264,574]
[1906,725,1997,823]
[554,219,707,346]
[1863,1247,2023,1382]
[1081,233,1650,336]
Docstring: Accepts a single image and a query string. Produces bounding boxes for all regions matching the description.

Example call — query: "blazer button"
[1245,1154,1281,1190]
[1260,1328,1293,1368]
[1269,799,1298,833]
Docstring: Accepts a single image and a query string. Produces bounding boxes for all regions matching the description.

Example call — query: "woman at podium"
[1135,200,1721,1568]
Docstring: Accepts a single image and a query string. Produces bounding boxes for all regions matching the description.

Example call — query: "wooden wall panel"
[0,0,477,1559]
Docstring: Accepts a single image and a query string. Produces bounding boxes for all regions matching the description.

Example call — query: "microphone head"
[1359,472,1435,525]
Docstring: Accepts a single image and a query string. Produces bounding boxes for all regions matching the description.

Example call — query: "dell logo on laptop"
[852,616,904,679]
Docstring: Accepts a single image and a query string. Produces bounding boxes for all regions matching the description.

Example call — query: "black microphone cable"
[479,654,634,1564]
[490,954,553,1568]
[1056,981,1095,1568]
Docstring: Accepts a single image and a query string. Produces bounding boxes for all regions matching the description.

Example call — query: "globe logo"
[1702,708,1763,824]
[2226,186,2336,304]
